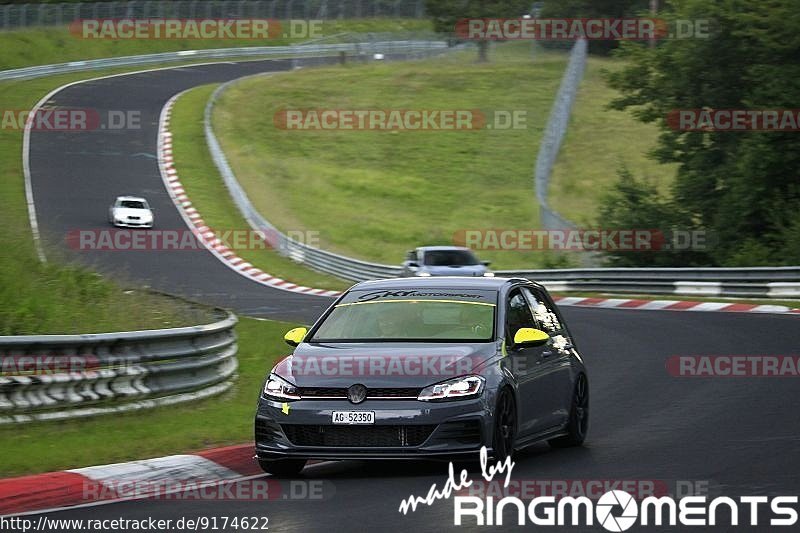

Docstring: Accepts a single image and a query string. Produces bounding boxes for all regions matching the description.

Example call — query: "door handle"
[541,350,553,358]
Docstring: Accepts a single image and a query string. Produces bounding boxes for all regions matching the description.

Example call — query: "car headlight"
[483,272,495,277]
[418,375,485,402]
[262,374,300,401]
[416,271,432,277]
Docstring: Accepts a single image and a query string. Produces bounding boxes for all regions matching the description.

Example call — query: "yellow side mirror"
[284,327,308,347]
[513,327,550,347]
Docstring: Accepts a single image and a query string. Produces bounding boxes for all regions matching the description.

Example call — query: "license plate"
[332,411,375,425]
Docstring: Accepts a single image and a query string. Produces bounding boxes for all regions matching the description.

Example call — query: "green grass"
[169,85,350,291]
[0,316,297,477]
[548,57,678,226]
[213,42,578,270]
[0,19,433,70]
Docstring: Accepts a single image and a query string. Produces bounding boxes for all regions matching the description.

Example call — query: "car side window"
[506,289,536,340]
[523,287,563,334]
[406,250,418,263]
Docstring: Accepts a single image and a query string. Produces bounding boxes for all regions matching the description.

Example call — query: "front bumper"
[255,397,493,461]
[112,220,153,228]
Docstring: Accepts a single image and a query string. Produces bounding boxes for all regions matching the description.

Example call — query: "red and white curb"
[157,92,341,298]
[0,444,263,516]
[552,295,800,314]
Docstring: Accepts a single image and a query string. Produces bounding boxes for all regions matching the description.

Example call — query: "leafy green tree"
[605,0,800,265]
[597,167,711,266]
[426,0,531,61]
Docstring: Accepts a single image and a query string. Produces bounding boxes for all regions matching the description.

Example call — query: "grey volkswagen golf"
[254,277,588,476]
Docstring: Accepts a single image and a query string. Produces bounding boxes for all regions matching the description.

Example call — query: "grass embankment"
[0,316,296,477]
[212,42,573,270]
[212,45,680,270]
[169,85,350,291]
[548,57,678,226]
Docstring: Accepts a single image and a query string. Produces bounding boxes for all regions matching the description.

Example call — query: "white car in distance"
[108,196,154,228]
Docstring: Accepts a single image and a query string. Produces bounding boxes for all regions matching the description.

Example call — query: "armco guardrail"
[497,268,800,298]
[0,39,448,82]
[0,311,238,424]
[496,266,800,282]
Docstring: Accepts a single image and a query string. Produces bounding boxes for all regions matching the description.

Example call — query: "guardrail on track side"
[0,39,448,82]
[0,311,238,424]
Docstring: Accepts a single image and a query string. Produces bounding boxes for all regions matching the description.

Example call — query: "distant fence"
[0,0,427,30]
[534,38,587,231]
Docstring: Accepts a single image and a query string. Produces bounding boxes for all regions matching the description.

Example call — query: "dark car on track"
[254,277,588,476]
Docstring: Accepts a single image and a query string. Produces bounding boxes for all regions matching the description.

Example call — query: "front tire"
[549,374,589,448]
[492,388,517,461]
[258,458,306,477]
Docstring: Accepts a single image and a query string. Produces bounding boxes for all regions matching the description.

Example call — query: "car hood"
[420,265,487,276]
[272,342,500,389]
[112,207,152,219]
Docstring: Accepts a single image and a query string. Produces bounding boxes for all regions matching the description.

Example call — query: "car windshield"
[119,200,146,209]
[423,250,479,266]
[310,300,495,342]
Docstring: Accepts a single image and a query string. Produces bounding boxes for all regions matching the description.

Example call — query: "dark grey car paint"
[255,277,587,461]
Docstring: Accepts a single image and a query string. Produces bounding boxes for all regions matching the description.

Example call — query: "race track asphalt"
[28,308,800,532]
[26,60,800,532]
[28,59,332,323]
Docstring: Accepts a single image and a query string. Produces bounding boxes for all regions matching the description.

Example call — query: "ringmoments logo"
[452,491,799,528]
[397,447,799,529]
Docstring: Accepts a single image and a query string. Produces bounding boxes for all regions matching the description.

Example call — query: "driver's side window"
[506,289,537,342]
[523,288,563,334]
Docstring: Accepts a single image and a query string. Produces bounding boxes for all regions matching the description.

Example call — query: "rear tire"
[549,374,589,448]
[258,458,306,477]
[492,388,517,462]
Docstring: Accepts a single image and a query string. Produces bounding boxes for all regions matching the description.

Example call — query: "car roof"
[350,276,535,291]
[416,246,474,253]
[115,195,147,202]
